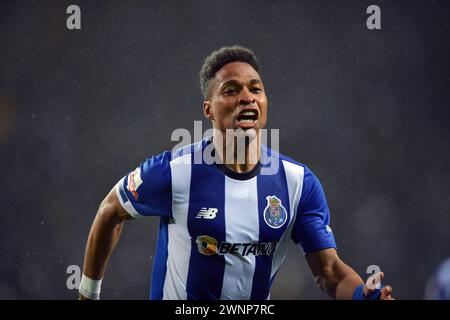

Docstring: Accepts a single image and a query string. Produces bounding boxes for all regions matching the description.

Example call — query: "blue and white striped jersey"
[115,138,336,300]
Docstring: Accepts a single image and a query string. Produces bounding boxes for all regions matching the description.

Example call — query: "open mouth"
[236,109,259,129]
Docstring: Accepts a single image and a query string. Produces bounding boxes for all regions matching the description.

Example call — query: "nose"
[238,87,255,105]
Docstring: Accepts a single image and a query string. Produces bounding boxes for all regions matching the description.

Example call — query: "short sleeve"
[291,166,337,254]
[115,151,172,218]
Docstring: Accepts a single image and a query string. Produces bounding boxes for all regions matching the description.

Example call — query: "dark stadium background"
[1,0,449,299]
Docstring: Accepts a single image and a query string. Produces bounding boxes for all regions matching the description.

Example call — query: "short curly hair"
[199,45,260,100]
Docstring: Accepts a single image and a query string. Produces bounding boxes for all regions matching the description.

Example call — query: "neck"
[213,128,261,173]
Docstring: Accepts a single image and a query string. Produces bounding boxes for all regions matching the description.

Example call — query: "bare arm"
[306,248,363,299]
[79,186,133,299]
[306,248,394,300]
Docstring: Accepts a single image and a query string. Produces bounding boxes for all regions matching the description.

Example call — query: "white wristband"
[79,274,102,300]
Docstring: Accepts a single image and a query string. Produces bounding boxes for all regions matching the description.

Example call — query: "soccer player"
[79,46,394,300]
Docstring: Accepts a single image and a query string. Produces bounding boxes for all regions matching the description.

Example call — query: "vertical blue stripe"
[251,158,291,299]
[150,217,169,299]
[185,150,226,300]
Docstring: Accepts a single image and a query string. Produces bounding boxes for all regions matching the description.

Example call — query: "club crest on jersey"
[127,167,143,200]
[263,196,287,229]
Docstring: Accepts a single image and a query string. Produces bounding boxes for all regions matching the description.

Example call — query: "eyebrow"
[219,78,262,88]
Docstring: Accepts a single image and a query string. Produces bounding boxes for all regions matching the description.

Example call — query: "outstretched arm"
[306,248,394,300]
[79,186,132,299]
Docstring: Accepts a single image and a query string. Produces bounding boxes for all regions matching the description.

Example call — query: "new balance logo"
[196,208,218,219]
[231,188,249,199]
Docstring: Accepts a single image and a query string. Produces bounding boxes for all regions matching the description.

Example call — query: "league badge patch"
[263,195,287,229]
[127,167,143,200]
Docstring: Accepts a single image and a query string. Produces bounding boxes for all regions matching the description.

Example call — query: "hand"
[363,271,394,300]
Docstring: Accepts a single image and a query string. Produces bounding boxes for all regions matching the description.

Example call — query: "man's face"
[203,62,268,132]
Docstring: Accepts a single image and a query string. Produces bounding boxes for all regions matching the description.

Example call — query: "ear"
[203,101,214,120]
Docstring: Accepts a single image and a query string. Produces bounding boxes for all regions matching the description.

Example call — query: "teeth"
[239,119,254,123]
[241,111,256,116]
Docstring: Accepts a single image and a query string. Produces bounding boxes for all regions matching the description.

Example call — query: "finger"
[380,285,393,300]
[381,285,392,295]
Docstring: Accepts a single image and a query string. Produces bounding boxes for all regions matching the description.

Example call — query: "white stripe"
[221,176,259,300]
[163,154,192,300]
[115,178,141,219]
[271,161,305,278]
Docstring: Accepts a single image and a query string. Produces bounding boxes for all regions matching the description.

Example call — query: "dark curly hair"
[199,45,260,100]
